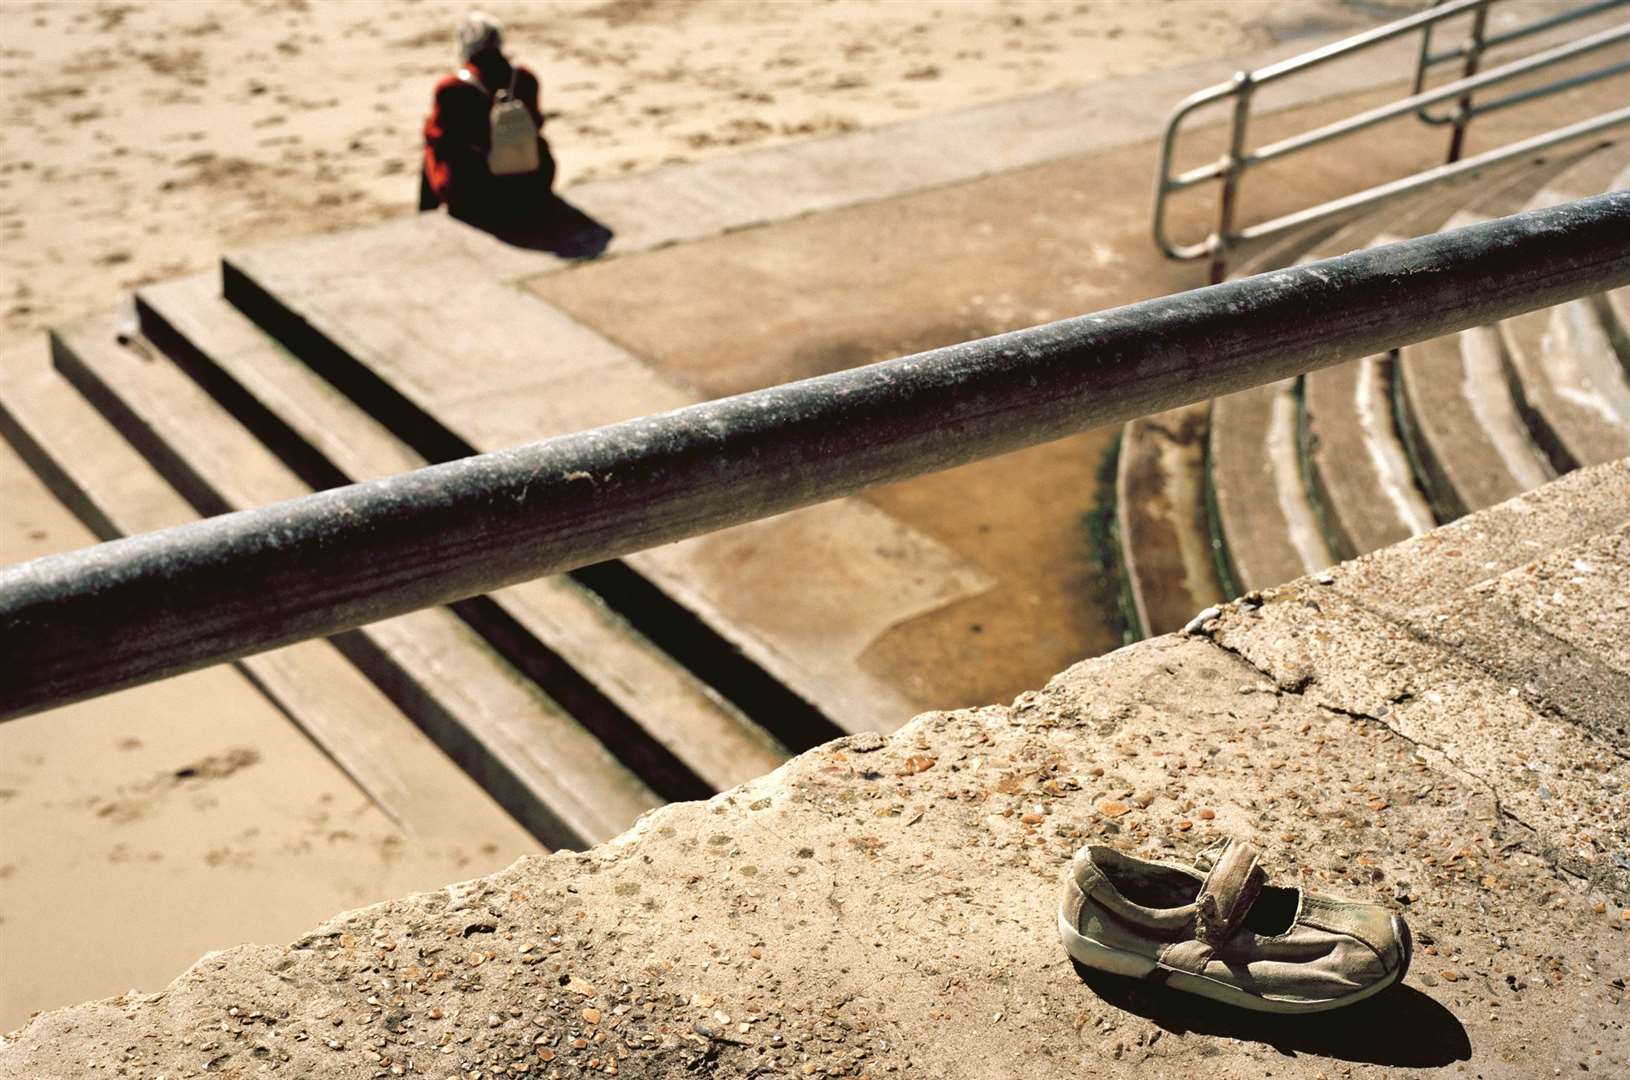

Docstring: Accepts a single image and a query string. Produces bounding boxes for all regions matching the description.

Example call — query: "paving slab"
[136,273,787,799]
[9,464,1630,1077]
[49,313,659,849]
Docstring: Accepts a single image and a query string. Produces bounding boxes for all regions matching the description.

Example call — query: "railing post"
[1448,0,1491,162]
[1209,70,1255,283]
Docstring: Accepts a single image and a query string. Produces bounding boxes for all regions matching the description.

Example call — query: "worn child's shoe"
[1058,840,1412,1013]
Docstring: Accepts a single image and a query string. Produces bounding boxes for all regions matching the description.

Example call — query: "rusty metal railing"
[3,193,1628,721]
[1153,0,1630,280]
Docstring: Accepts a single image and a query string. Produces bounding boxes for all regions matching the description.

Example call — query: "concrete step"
[1496,147,1630,473]
[219,242,989,737]
[1401,524,1630,753]
[1208,377,1334,593]
[1208,170,1529,588]
[1212,517,1630,898]
[47,314,660,849]
[0,341,535,851]
[1114,216,1349,633]
[1389,153,1596,519]
[1296,177,1506,559]
[1204,195,1441,593]
[1607,286,1630,362]
[1304,353,1436,559]
[135,274,788,799]
[1114,404,1223,635]
[1396,327,1556,520]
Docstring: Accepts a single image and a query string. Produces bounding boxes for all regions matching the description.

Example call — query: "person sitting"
[421,12,557,229]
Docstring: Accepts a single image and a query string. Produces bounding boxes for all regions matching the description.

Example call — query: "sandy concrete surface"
[4,461,1626,1077]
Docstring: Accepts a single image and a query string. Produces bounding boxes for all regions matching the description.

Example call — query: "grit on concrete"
[9,461,1627,1079]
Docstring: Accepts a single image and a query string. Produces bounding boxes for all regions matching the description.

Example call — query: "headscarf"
[457,12,503,62]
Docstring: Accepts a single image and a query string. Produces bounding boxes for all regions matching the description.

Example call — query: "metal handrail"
[1414,0,1629,127]
[3,194,1627,721]
[1152,0,1630,279]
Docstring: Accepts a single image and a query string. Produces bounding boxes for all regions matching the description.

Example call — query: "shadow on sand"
[1072,960,1472,1068]
[485,194,614,260]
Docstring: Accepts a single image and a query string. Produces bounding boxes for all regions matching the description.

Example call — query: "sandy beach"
[0,0,1406,1033]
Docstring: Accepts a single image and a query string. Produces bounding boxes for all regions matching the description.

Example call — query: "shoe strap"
[1194,840,1265,946]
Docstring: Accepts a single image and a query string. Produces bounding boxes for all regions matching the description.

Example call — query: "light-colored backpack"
[457,67,541,177]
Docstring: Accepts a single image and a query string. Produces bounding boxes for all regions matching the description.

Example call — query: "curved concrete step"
[135,274,788,801]
[1292,172,1539,558]
[1499,294,1630,470]
[1115,216,1349,632]
[1389,151,1605,519]
[1606,287,1630,363]
[1496,146,1630,472]
[48,313,660,849]
[1207,179,1500,588]
[1304,352,1436,560]
[1396,327,1557,520]
[1208,378,1334,592]
[1115,403,1223,636]
[0,343,536,852]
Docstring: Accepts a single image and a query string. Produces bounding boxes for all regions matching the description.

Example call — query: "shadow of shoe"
[489,194,614,260]
[1071,960,1471,1068]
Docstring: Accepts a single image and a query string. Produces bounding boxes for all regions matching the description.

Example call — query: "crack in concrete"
[1183,620,1629,892]
[1337,589,1630,765]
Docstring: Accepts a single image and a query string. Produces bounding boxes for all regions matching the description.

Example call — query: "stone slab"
[49,313,659,849]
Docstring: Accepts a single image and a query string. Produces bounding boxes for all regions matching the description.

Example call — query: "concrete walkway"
[8,460,1626,1079]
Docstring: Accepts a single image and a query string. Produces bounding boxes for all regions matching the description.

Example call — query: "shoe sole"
[1060,913,1414,1014]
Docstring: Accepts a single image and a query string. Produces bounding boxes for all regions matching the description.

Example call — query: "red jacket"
[423,61,546,208]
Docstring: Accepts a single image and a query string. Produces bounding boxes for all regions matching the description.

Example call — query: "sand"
[0,0,1406,1034]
